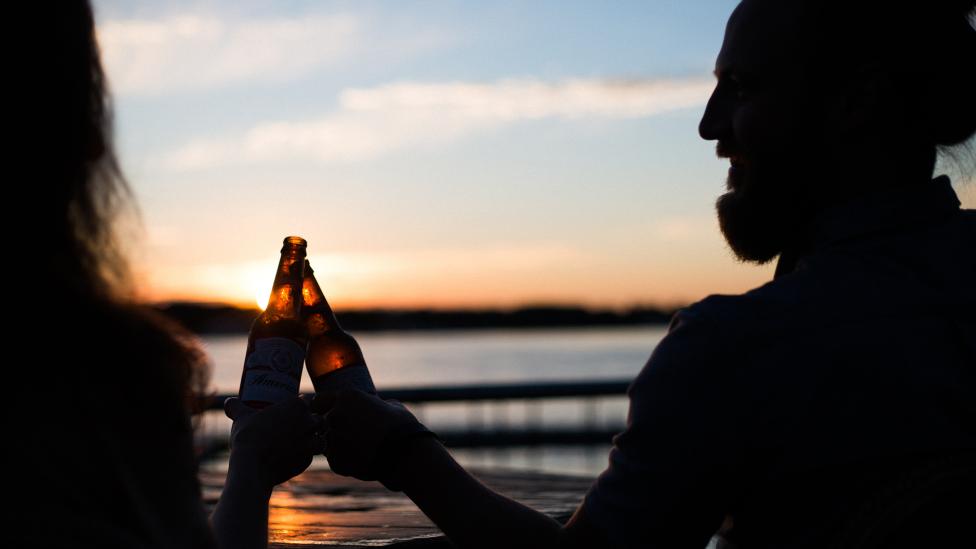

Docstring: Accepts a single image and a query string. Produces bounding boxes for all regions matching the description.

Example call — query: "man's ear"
[831,65,896,136]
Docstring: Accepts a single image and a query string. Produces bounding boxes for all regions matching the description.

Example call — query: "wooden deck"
[199,462,593,547]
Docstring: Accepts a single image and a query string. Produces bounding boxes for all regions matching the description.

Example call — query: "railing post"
[584,399,598,432]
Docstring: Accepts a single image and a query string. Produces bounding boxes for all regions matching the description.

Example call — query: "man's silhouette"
[317,1,976,547]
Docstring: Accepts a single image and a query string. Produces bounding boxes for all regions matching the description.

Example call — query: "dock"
[199,463,593,547]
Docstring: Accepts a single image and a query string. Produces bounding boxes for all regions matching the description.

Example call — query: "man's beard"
[715,157,817,264]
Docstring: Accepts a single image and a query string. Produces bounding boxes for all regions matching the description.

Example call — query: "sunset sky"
[93,0,975,309]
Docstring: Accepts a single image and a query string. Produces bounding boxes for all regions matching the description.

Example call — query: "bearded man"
[309,1,976,547]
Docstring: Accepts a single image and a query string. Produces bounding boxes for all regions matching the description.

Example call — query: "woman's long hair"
[31,1,209,413]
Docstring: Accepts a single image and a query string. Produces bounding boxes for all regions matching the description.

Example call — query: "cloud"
[97,14,360,95]
[163,77,713,169]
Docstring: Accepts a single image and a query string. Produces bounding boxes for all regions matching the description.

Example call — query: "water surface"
[201,325,666,476]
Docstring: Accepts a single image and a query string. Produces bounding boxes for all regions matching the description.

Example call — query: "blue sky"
[91,0,974,308]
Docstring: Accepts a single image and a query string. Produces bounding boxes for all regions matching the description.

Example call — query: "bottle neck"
[266,247,306,319]
[304,274,343,332]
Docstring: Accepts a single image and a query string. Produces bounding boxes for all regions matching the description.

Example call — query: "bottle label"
[313,364,376,394]
[241,337,305,404]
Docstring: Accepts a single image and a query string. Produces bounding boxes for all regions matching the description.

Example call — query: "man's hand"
[314,390,431,485]
[312,390,576,548]
[224,396,321,489]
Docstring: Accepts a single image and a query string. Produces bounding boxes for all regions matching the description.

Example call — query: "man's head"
[699,0,976,264]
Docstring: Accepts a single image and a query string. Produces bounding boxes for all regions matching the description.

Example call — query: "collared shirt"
[581,175,976,548]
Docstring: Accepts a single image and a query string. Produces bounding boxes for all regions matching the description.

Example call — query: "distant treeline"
[156,302,678,335]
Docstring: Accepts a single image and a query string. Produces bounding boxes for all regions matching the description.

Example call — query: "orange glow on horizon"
[137,244,778,310]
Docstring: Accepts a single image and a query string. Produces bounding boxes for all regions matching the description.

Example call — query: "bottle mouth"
[283,236,308,248]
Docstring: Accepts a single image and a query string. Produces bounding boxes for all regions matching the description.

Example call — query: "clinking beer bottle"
[238,236,309,408]
[302,260,376,394]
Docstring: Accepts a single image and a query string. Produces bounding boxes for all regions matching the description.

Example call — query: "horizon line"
[150,298,689,313]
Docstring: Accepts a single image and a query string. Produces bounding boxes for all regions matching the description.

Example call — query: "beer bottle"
[238,236,309,408]
[302,260,376,394]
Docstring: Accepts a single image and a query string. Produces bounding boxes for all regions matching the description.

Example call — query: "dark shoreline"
[156,302,678,335]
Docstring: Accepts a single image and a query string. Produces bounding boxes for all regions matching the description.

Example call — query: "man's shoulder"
[674,275,809,335]
[634,290,780,385]
[642,270,834,383]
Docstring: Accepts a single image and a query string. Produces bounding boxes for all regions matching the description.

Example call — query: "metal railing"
[204,379,631,409]
[198,379,632,450]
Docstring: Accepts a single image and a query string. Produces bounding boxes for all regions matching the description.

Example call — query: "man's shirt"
[581,175,976,548]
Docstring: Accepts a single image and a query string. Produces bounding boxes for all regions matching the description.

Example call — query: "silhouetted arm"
[391,435,602,548]
[211,455,274,549]
[211,397,319,549]
[321,391,608,548]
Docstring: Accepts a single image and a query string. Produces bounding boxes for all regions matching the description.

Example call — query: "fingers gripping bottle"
[302,260,376,394]
[238,237,309,408]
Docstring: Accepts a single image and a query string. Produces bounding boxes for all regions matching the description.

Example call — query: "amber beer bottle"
[238,236,309,407]
[302,260,376,394]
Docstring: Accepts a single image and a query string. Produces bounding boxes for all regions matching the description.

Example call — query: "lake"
[200,325,668,476]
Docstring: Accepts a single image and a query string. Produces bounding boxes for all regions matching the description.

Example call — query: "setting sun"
[255,284,272,311]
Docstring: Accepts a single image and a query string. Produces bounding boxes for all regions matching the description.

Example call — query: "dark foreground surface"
[199,464,591,547]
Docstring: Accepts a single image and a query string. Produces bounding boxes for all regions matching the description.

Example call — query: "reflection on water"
[200,326,664,476]
[268,490,305,539]
[202,325,664,392]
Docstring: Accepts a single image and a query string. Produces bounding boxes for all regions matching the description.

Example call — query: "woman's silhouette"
[12,3,317,548]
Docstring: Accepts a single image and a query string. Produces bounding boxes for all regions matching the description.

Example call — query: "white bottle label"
[313,364,376,394]
[241,337,305,404]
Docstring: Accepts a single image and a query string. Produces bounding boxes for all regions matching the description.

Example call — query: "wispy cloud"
[97,14,360,95]
[163,77,713,169]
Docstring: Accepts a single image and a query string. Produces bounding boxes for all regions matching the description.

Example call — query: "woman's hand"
[224,396,321,489]
[212,396,319,549]
[314,390,433,487]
